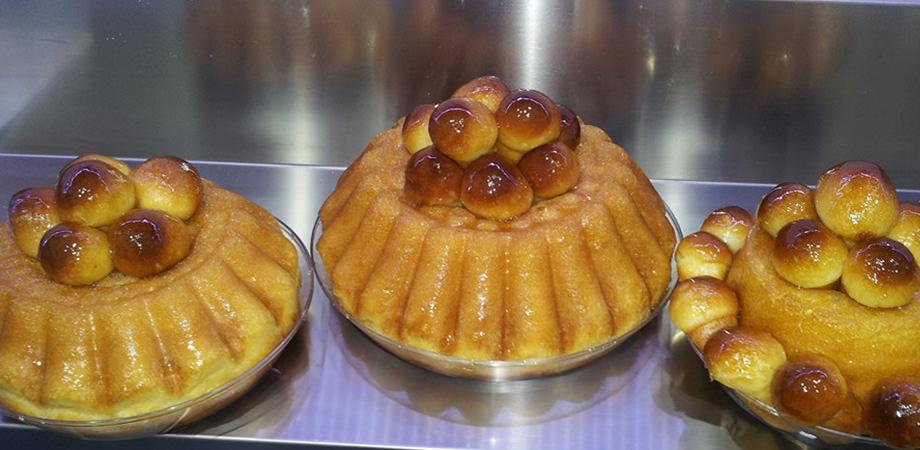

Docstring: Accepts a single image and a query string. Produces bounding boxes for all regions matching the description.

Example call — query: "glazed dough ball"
[451,75,511,113]
[428,98,498,166]
[772,219,848,289]
[108,209,193,278]
[401,104,436,154]
[132,156,203,220]
[558,104,581,150]
[495,142,524,164]
[669,276,739,349]
[404,146,464,206]
[757,183,818,238]
[815,161,899,241]
[38,222,113,286]
[461,154,533,220]
[495,90,562,152]
[704,327,787,402]
[8,187,61,258]
[676,231,733,281]
[841,238,918,308]
[864,380,920,449]
[517,141,579,199]
[701,206,753,254]
[61,154,132,177]
[771,354,848,426]
[887,202,920,263]
[56,160,136,227]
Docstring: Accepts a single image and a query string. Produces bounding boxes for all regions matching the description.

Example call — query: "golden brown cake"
[317,76,676,364]
[670,161,920,448]
[0,156,300,422]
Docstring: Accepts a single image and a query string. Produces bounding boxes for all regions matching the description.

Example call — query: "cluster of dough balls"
[7,154,202,286]
[670,160,920,447]
[401,76,582,220]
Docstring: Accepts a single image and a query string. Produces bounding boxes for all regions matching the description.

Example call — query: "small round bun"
[669,276,739,349]
[38,222,113,286]
[461,154,533,220]
[517,141,579,198]
[401,103,436,154]
[132,156,202,220]
[815,161,899,241]
[558,105,581,150]
[56,160,136,227]
[771,354,848,426]
[701,206,753,254]
[108,209,192,278]
[772,219,848,288]
[864,380,920,449]
[496,90,562,152]
[62,154,132,177]
[757,183,818,238]
[888,202,920,263]
[676,231,733,281]
[428,98,498,166]
[8,187,61,258]
[404,146,464,206]
[704,327,787,401]
[842,238,918,308]
[451,75,511,113]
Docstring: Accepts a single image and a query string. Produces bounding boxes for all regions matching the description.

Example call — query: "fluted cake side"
[0,182,300,421]
[318,122,675,361]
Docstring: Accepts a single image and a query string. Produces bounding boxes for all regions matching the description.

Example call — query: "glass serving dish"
[0,219,314,440]
[670,324,887,448]
[313,204,682,381]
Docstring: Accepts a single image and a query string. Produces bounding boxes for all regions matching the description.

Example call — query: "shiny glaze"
[675,231,733,281]
[558,105,581,150]
[815,160,899,241]
[133,156,203,220]
[849,238,916,286]
[451,75,510,113]
[888,202,920,263]
[56,160,135,227]
[61,154,132,177]
[518,141,579,198]
[427,98,498,165]
[757,182,817,237]
[496,90,561,152]
[108,209,192,278]
[38,222,113,285]
[864,381,920,448]
[401,103,436,154]
[701,206,753,253]
[403,146,463,206]
[703,327,787,399]
[772,219,847,288]
[7,187,61,257]
[460,154,533,220]
[771,357,846,425]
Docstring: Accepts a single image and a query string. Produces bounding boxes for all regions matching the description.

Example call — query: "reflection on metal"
[0,1,919,188]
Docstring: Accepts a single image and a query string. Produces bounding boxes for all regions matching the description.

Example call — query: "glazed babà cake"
[671,161,920,448]
[317,76,676,362]
[0,155,300,421]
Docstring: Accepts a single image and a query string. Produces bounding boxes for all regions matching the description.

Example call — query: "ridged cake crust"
[0,181,300,421]
[318,121,675,360]
[726,227,920,432]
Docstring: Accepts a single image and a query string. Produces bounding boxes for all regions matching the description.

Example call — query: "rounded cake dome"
[0,182,301,422]
[317,77,677,366]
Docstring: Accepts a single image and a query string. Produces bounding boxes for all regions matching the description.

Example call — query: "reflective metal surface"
[2,155,919,449]
[2,1,920,185]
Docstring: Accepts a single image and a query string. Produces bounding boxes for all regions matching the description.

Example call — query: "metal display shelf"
[2,154,918,449]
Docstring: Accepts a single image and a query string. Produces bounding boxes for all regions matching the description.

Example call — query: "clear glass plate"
[0,219,314,439]
[669,323,887,448]
[313,203,682,381]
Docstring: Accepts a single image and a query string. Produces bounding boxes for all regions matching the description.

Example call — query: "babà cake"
[670,161,920,448]
[0,155,301,421]
[317,76,676,366]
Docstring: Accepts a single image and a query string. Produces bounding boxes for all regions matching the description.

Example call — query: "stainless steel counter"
[2,1,920,186]
[2,154,919,449]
